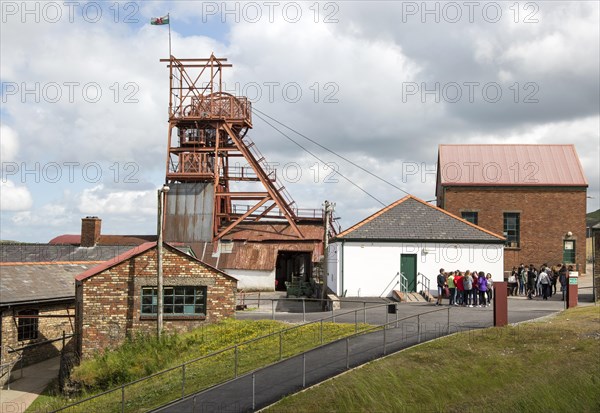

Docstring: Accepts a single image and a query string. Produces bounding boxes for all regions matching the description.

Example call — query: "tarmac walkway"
[0,357,59,413]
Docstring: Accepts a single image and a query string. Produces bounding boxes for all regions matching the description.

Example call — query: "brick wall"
[77,245,237,358]
[1,302,75,384]
[441,187,587,274]
[81,217,101,247]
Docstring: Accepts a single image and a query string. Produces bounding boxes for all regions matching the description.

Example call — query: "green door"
[401,254,417,292]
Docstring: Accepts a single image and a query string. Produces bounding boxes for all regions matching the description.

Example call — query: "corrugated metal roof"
[336,195,505,242]
[438,144,588,186]
[0,262,97,305]
[190,241,322,271]
[223,223,324,241]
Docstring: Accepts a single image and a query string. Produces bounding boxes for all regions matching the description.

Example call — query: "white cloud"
[0,124,19,163]
[0,1,598,241]
[78,184,156,216]
[0,180,33,211]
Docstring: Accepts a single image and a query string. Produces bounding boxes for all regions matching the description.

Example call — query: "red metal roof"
[48,235,80,244]
[49,234,157,246]
[438,144,588,187]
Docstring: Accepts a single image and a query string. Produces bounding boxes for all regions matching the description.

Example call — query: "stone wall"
[1,302,74,385]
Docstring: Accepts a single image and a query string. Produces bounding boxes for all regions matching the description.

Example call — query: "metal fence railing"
[153,306,471,412]
[236,295,397,323]
[49,303,391,413]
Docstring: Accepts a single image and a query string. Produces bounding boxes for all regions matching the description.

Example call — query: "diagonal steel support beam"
[215,197,270,240]
[222,123,303,238]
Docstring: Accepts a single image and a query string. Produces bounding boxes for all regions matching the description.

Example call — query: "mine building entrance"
[275,251,312,292]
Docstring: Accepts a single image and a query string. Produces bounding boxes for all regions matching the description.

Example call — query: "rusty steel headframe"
[160,54,324,241]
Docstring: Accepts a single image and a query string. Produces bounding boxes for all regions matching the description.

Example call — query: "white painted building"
[326,196,505,297]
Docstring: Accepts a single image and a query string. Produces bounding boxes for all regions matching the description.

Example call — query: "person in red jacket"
[454,271,464,306]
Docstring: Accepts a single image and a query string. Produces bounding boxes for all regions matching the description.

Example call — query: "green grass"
[267,306,600,413]
[27,319,369,413]
[587,208,600,222]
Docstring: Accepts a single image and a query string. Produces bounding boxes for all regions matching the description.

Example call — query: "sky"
[1,1,599,242]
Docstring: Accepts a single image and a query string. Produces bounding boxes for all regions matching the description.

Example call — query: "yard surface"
[267,306,600,413]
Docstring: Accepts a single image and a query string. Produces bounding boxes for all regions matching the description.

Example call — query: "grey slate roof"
[336,196,504,243]
[0,244,135,263]
[0,263,96,305]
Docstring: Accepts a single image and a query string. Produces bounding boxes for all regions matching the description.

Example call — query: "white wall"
[328,241,504,297]
[223,268,275,291]
[325,242,338,294]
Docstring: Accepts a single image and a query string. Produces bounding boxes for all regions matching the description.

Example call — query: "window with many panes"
[461,211,478,225]
[563,240,576,263]
[17,309,39,341]
[503,213,520,248]
[141,286,207,316]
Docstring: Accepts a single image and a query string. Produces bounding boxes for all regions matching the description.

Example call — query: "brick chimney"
[81,216,101,247]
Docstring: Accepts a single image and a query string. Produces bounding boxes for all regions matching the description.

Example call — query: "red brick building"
[75,242,237,358]
[436,144,588,275]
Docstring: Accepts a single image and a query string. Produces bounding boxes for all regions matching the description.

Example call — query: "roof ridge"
[75,242,157,281]
[0,261,105,266]
[75,242,238,283]
[336,195,413,238]
[336,195,505,242]
[408,197,505,240]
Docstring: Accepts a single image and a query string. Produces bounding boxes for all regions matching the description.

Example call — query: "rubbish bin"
[388,303,397,314]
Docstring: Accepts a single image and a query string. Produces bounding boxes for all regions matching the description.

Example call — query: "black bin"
[387,303,397,314]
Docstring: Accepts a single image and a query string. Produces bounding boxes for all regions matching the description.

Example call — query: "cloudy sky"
[1,1,599,242]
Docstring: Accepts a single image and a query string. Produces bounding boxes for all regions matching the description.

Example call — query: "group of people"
[507,263,571,301]
[436,268,494,307]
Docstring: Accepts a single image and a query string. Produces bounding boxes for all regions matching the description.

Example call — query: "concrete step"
[392,291,429,303]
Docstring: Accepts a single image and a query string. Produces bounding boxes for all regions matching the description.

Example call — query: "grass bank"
[28,318,368,412]
[268,306,600,413]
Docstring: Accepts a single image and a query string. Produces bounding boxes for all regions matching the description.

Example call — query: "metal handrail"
[399,272,408,295]
[417,272,431,294]
[238,296,389,306]
[51,301,390,412]
[1,348,23,390]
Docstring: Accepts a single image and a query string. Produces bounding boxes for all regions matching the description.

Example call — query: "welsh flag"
[151,15,169,25]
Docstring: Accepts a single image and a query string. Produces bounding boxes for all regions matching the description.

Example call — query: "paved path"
[0,357,59,413]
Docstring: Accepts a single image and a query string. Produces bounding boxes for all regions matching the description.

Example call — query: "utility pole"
[157,185,170,338]
[322,200,334,303]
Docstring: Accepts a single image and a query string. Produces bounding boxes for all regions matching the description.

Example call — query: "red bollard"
[493,281,508,326]
[566,272,578,309]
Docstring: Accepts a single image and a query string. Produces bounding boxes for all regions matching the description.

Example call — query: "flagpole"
[168,13,172,57]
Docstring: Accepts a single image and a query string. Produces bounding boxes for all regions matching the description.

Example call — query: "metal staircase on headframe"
[161,54,323,242]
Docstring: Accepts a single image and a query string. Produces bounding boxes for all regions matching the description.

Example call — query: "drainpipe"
[157,185,170,339]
